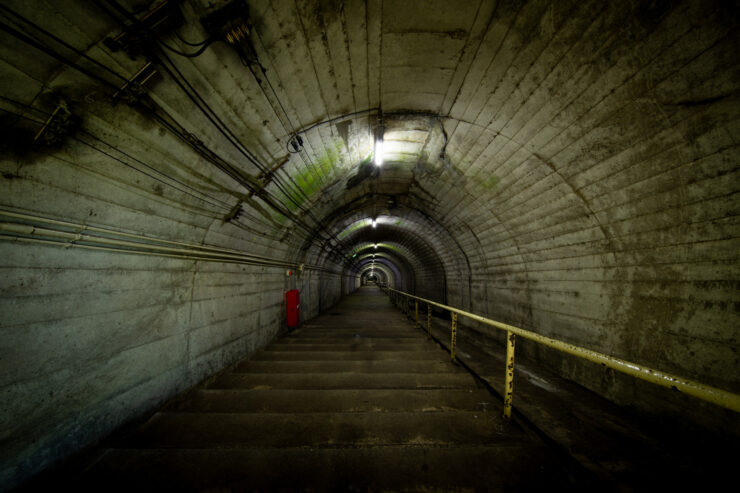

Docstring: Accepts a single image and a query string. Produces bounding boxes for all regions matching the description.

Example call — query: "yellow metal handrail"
[383,286,740,418]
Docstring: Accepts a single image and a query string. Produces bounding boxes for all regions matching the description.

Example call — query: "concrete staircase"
[75,287,583,491]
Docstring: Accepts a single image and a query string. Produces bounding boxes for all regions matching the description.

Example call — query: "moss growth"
[286,140,344,211]
[481,175,499,190]
[338,218,372,240]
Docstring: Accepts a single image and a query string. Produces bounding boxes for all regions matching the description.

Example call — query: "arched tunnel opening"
[0,0,738,490]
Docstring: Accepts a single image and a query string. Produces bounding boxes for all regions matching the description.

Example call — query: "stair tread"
[264,342,434,351]
[71,288,584,490]
[209,372,475,390]
[233,360,455,373]
[82,445,577,492]
[172,389,497,413]
[252,350,445,361]
[117,411,527,449]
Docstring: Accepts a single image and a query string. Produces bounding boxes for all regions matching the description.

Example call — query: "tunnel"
[0,0,738,490]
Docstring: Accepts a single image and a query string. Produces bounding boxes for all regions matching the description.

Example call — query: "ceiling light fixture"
[374,138,383,166]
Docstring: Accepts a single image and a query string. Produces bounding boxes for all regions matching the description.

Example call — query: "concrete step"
[67,288,588,491]
[278,336,431,344]
[265,342,434,351]
[233,359,453,373]
[117,411,522,449]
[291,328,418,336]
[287,332,422,340]
[171,389,498,413]
[81,445,578,492]
[208,372,476,390]
[252,350,445,361]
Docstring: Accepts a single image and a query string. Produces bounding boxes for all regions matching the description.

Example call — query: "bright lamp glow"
[371,219,377,228]
[374,243,378,249]
[374,139,384,166]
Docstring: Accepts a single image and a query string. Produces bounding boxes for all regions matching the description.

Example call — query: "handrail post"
[427,304,432,336]
[503,331,516,419]
[450,312,457,362]
[414,300,419,329]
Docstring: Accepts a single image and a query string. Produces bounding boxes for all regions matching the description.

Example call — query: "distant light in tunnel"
[374,243,378,249]
[371,218,377,228]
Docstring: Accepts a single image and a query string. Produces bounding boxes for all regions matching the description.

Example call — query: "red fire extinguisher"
[286,289,299,327]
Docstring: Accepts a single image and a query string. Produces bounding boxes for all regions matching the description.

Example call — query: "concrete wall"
[436,0,740,431]
[0,52,341,489]
[0,133,342,489]
[0,247,285,482]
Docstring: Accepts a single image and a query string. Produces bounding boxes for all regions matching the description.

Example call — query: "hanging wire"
[0,4,129,85]
[1,103,284,238]
[232,34,363,256]
[0,105,227,214]
[156,37,216,58]
[0,20,120,91]
[3,0,361,264]
[174,28,211,47]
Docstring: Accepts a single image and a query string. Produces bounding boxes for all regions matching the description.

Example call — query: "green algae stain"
[338,219,372,240]
[287,140,345,211]
[481,175,499,190]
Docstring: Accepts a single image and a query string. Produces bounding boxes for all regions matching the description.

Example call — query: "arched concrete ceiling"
[1,0,738,442]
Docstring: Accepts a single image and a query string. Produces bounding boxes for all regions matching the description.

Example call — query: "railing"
[383,286,740,419]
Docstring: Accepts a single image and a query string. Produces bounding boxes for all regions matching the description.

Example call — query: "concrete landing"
[69,287,586,491]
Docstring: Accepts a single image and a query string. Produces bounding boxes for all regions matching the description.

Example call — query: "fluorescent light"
[374,139,383,166]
